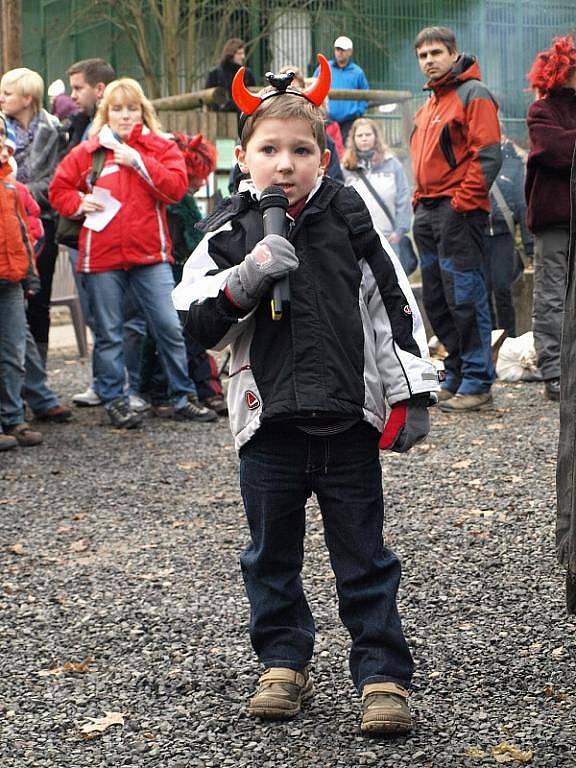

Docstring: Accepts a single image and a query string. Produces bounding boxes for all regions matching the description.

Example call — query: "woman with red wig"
[525,34,576,401]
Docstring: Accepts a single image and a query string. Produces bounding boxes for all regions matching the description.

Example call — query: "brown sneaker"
[4,422,43,447]
[361,682,412,735]
[247,667,314,720]
[0,433,18,451]
[437,387,455,402]
[33,404,73,422]
[439,392,493,413]
[203,394,228,416]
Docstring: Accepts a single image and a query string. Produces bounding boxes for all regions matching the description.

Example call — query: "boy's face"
[236,117,330,206]
[0,126,6,159]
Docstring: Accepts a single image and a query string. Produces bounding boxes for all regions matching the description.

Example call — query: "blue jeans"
[83,264,196,407]
[69,249,145,395]
[239,421,414,692]
[0,282,27,427]
[23,328,59,414]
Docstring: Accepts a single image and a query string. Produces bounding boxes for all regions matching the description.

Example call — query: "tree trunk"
[1,0,22,71]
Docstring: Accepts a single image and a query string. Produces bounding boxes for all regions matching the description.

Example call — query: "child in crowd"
[173,57,438,734]
[0,114,43,449]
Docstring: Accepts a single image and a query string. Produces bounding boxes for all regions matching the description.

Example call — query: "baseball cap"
[334,36,353,50]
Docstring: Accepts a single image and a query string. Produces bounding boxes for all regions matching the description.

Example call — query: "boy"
[0,114,44,448]
[173,57,438,734]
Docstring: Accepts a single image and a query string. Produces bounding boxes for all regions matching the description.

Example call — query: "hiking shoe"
[128,394,151,413]
[4,423,43,447]
[361,682,412,735]
[544,378,560,402]
[439,392,493,413]
[151,403,173,419]
[248,667,314,720]
[203,394,228,416]
[73,386,102,407]
[33,404,73,422]
[174,396,218,423]
[105,398,143,429]
[437,387,455,402]
[0,433,18,451]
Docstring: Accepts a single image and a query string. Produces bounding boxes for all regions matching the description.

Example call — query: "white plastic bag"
[495,331,542,382]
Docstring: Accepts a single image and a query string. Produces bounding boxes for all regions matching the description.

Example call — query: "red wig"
[526,34,576,96]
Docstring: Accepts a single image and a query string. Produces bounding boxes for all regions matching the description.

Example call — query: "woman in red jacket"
[49,78,217,428]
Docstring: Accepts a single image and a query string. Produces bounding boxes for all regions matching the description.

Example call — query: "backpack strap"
[88,147,106,189]
[353,167,396,229]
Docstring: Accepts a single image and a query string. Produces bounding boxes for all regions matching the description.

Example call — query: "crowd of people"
[0,30,574,446]
[1,21,575,739]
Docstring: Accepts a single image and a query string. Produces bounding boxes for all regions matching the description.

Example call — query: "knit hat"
[172,132,217,188]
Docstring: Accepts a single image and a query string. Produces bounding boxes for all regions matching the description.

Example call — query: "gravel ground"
[1,350,575,768]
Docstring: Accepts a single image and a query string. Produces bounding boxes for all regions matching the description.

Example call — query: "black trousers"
[26,217,58,347]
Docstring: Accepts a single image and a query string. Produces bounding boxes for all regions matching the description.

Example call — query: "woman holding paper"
[49,78,218,429]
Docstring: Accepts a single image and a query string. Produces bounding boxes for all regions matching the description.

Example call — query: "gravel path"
[1,351,574,768]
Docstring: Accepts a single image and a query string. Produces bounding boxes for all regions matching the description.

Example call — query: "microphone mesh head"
[260,185,289,211]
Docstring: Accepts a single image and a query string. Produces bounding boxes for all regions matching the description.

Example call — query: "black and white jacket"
[173,177,437,451]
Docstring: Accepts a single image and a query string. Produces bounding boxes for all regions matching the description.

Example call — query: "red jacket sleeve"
[48,144,90,218]
[137,140,188,205]
[451,92,502,213]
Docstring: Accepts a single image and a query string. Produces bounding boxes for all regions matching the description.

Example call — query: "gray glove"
[379,401,430,453]
[225,234,299,310]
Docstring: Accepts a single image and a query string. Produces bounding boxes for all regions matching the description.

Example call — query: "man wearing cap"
[315,36,369,143]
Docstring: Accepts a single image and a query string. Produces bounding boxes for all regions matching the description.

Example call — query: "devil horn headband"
[232,53,331,129]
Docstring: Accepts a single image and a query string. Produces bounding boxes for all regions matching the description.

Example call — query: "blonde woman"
[0,67,64,358]
[342,118,414,273]
[49,78,217,428]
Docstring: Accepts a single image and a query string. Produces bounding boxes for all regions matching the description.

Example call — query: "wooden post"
[1,0,22,71]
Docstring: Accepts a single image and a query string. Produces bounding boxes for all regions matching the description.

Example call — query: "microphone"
[259,185,289,320]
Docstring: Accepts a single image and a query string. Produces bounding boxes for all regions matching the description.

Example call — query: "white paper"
[84,186,122,232]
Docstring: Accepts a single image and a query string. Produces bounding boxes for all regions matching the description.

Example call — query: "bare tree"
[71,0,332,98]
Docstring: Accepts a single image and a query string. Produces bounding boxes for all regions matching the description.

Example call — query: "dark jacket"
[557,138,576,613]
[487,139,533,254]
[173,178,437,451]
[8,109,65,218]
[526,88,576,233]
[205,62,256,112]
[411,55,502,213]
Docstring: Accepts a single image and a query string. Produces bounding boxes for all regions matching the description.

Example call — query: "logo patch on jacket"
[245,390,260,410]
[403,305,412,315]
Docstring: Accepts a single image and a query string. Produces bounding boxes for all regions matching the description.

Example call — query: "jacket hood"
[426,53,481,93]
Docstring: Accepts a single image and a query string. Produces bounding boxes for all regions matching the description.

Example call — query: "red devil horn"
[231,67,262,114]
[303,54,332,106]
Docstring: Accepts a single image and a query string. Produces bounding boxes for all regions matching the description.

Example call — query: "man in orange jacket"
[411,26,502,412]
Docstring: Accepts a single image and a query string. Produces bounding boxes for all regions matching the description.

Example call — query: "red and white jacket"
[49,124,187,273]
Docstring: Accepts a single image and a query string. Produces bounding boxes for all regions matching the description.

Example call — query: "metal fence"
[23,0,576,128]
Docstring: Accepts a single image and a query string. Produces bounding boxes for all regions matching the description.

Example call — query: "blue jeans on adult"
[69,248,146,395]
[0,282,27,428]
[23,328,60,415]
[239,421,414,693]
[83,263,196,408]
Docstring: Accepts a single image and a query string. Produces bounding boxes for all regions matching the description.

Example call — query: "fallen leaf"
[487,423,504,431]
[551,646,565,658]
[79,711,126,736]
[8,543,25,556]
[69,540,89,553]
[37,657,93,677]
[465,747,486,759]
[452,459,472,469]
[492,742,533,764]
[177,462,200,470]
